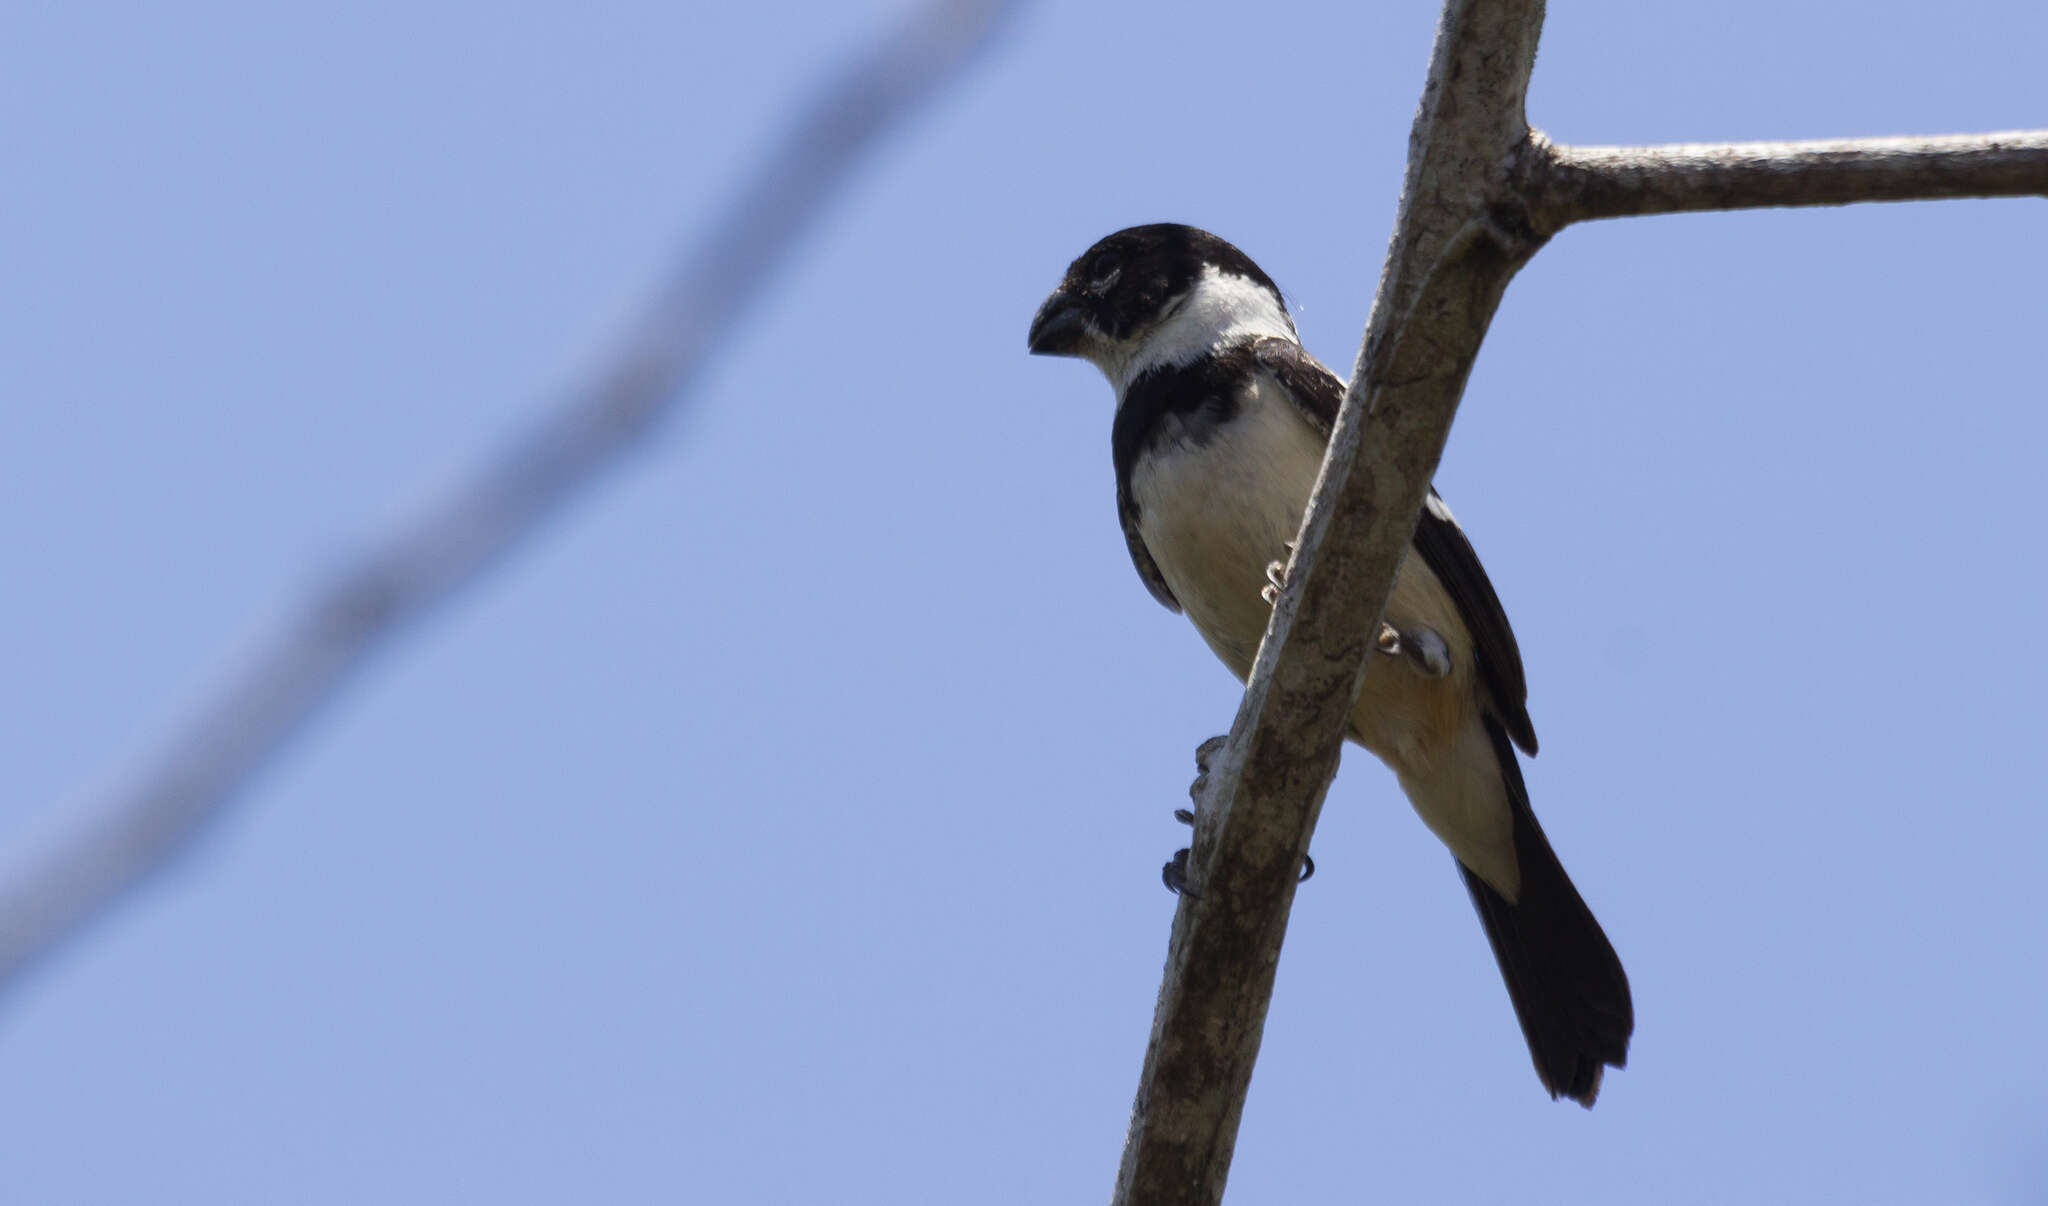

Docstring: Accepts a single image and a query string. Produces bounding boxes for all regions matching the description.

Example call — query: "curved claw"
[1260,542,1299,607]
[1299,854,1315,883]
[1261,559,1286,607]
[1162,848,1199,897]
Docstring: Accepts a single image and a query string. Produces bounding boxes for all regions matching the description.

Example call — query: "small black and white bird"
[1027,223,1633,1106]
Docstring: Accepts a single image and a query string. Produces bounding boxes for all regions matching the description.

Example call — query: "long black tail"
[1459,715,1633,1106]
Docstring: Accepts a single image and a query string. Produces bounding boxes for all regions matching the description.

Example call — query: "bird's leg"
[1263,536,1450,680]
[1164,734,1313,895]
[1374,620,1452,678]
[1399,625,1453,678]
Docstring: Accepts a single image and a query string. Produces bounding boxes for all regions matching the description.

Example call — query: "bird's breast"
[1128,378,1325,678]
[1124,374,1480,783]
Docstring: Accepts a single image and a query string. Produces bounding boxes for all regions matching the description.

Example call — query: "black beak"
[1027,288,1089,356]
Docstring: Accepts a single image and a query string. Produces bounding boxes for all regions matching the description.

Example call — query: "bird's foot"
[1402,625,1452,677]
[1167,736,1229,896]
[1165,737,1313,895]
[1259,541,1299,606]
[1374,622,1452,678]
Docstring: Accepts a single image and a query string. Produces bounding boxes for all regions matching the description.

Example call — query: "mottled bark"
[1522,130,2048,232]
[1109,4,2045,1205]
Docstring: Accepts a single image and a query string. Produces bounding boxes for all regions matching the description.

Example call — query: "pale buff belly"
[1127,381,1517,893]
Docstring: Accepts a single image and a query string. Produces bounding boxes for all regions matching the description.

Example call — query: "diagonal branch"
[0,0,1019,1001]
[1110,2,1551,1202]
[1521,130,2048,232]
[1110,5,2047,1206]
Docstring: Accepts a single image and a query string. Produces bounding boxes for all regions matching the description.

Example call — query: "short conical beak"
[1027,288,1089,356]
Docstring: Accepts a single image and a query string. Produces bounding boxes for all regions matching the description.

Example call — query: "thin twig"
[1522,130,2048,232]
[0,0,1020,1000]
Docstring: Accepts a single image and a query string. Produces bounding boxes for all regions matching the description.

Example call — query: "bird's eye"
[1086,259,1122,294]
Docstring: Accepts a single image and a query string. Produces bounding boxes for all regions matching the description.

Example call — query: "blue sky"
[4,1,2045,1202]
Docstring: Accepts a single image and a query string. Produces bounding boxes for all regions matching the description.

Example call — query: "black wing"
[1250,337,1537,754]
[1250,336,1343,433]
[1412,490,1537,753]
[1118,486,1181,612]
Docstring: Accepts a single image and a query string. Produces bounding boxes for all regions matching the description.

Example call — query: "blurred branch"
[0,0,1019,999]
[1523,130,2048,231]
[1110,4,2047,1205]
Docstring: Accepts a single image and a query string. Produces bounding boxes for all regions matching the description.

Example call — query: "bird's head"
[1027,223,1296,394]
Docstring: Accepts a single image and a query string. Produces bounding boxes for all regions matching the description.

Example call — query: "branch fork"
[1111,4,2047,1204]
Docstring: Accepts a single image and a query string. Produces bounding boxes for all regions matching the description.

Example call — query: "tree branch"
[0,0,1019,1000]
[1522,130,2048,232]
[1112,10,2047,1206]
[1110,2,1550,1203]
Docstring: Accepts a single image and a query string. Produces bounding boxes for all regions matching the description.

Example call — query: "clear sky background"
[4,1,2045,1202]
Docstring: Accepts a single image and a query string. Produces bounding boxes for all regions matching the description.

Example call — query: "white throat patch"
[1098,266,1296,395]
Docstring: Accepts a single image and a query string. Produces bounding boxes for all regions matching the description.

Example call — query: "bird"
[1026,223,1632,1106]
